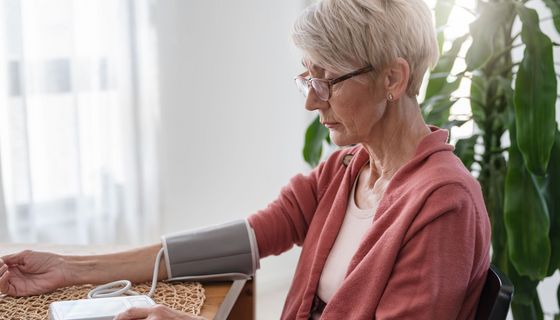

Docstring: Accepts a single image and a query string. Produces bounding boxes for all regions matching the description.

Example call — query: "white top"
[317,173,378,303]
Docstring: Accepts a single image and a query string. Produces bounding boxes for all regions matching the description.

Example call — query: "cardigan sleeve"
[246,148,348,258]
[375,183,490,319]
[246,164,324,258]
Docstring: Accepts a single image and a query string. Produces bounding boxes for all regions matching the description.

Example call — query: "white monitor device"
[48,295,156,320]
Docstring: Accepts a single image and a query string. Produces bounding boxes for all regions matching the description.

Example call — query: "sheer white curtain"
[0,0,160,245]
[0,160,7,242]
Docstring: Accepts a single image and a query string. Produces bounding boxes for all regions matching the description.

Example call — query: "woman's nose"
[304,89,328,111]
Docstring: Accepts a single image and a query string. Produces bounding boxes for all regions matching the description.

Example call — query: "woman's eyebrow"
[301,60,317,70]
[302,61,323,75]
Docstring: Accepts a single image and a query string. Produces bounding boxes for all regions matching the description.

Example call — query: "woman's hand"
[0,250,68,296]
[114,305,206,320]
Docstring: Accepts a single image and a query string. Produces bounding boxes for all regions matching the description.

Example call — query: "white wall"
[153,0,309,231]
[151,1,309,317]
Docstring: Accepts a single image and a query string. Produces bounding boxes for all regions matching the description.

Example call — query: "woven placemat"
[0,281,205,320]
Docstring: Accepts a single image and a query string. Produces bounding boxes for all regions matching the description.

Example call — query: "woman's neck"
[360,96,430,190]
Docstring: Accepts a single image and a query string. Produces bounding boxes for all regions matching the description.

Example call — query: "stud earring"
[387,93,394,101]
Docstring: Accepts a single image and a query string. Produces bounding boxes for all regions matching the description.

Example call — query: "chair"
[475,264,514,320]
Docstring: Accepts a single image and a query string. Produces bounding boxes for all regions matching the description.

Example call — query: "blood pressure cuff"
[161,219,259,281]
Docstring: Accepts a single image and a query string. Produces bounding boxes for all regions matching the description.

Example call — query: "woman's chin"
[329,131,355,147]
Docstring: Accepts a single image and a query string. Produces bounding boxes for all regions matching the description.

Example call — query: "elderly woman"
[0,0,490,319]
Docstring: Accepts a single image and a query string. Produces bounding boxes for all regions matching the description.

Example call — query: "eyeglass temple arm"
[330,65,374,85]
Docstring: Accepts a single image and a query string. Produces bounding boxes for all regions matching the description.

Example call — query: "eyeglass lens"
[296,77,330,101]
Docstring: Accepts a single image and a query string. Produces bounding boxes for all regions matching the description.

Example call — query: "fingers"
[0,263,7,274]
[114,307,151,320]
[0,250,30,265]
[113,305,202,320]
[0,264,13,295]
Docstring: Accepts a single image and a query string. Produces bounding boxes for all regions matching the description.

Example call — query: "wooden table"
[0,243,254,320]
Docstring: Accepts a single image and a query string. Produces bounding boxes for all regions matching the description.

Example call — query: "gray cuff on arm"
[246,218,261,271]
[161,219,260,281]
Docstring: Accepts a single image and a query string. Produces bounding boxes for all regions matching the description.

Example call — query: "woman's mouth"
[322,122,339,129]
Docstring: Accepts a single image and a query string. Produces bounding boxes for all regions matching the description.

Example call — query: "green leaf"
[544,130,560,276]
[434,0,455,53]
[470,71,487,126]
[421,76,462,126]
[303,115,329,167]
[533,293,545,320]
[507,259,541,320]
[465,2,514,71]
[509,260,540,306]
[507,259,542,320]
[442,119,468,130]
[512,301,542,320]
[486,158,507,269]
[542,0,560,34]
[514,5,557,175]
[504,124,551,280]
[511,301,536,319]
[422,98,457,127]
[425,34,468,100]
[454,135,478,170]
[494,76,515,129]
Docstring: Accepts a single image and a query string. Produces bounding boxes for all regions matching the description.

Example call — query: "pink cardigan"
[248,127,491,319]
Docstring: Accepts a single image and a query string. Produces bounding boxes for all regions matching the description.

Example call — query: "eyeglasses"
[294,65,373,101]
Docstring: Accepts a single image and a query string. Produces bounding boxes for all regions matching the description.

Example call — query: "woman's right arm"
[247,148,348,258]
[0,244,167,297]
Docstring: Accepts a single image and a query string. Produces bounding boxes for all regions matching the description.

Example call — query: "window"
[0,0,160,244]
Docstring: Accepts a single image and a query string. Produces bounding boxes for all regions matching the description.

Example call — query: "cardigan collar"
[347,126,452,182]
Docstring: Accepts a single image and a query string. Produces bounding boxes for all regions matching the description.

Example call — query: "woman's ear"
[383,57,410,101]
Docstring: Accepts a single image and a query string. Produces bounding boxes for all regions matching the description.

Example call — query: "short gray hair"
[292,0,439,96]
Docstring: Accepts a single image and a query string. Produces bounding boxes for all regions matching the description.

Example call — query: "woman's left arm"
[375,183,491,319]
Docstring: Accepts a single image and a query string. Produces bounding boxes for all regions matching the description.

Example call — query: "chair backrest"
[475,264,514,320]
